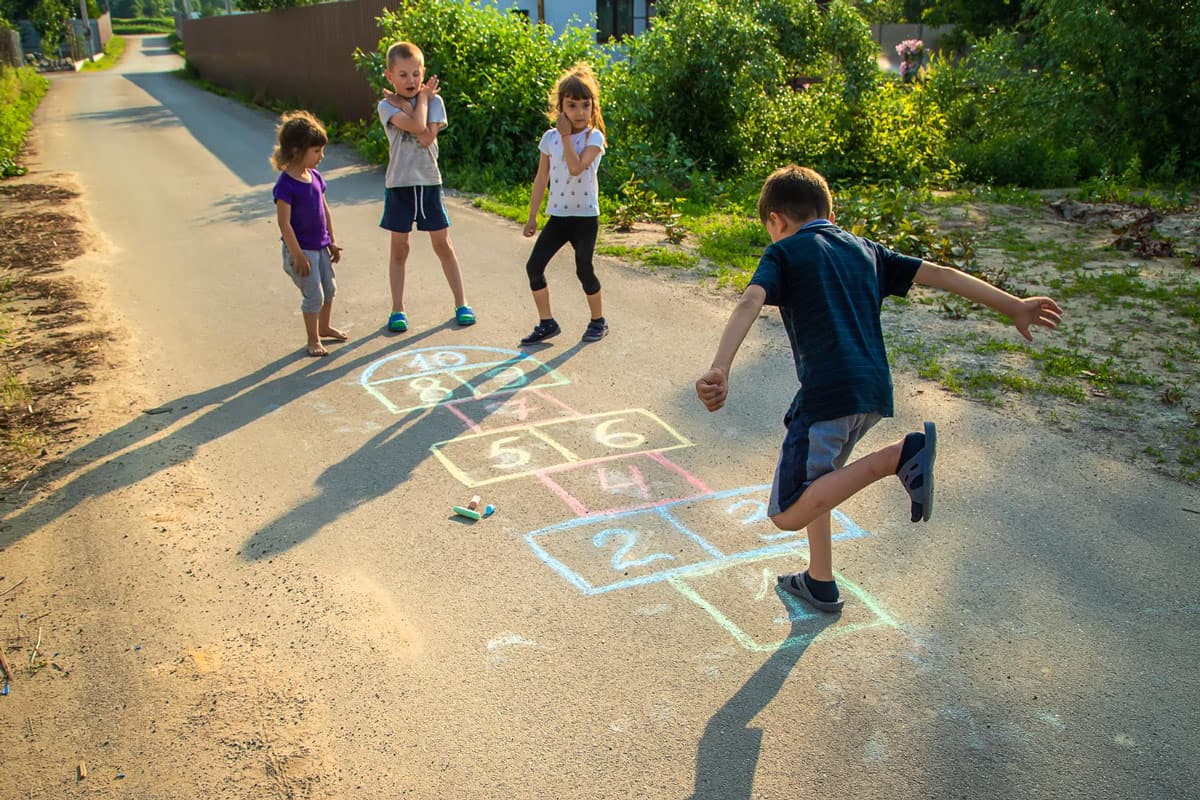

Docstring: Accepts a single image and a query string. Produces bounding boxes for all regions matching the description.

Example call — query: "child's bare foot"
[306,343,329,357]
[319,327,348,342]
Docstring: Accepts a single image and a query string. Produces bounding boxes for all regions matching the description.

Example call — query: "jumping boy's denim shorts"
[380,185,450,233]
[768,412,883,516]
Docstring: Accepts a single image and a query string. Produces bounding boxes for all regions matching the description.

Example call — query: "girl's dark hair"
[757,164,833,223]
[547,62,606,136]
[270,110,328,171]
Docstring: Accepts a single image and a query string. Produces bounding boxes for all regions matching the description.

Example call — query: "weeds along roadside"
[0,64,50,475]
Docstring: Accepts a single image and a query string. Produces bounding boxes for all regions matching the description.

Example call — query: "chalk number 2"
[592,529,675,571]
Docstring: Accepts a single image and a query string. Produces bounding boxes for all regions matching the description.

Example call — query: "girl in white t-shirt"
[520,63,608,345]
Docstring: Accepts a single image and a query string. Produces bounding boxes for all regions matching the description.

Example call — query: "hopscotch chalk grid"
[357,346,899,651]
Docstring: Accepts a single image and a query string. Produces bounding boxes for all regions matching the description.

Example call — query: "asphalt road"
[2,35,1198,800]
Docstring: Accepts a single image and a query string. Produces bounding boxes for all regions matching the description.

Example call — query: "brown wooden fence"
[181,0,391,122]
[181,5,956,123]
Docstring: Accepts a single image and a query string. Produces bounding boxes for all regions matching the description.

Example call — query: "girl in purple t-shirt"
[271,110,345,357]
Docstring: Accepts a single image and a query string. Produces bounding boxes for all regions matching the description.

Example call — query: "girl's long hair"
[547,62,605,136]
[270,110,328,171]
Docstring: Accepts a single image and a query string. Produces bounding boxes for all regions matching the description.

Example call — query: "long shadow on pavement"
[242,342,586,559]
[0,328,446,547]
[691,595,837,800]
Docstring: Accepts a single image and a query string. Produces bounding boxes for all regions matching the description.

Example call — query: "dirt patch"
[894,197,1200,485]
[0,176,108,493]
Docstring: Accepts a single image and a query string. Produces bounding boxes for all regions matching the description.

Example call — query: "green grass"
[111,17,175,35]
[1,372,32,409]
[692,214,769,288]
[0,66,49,176]
[595,245,699,270]
[80,36,126,71]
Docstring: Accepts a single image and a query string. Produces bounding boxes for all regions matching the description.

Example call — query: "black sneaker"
[582,318,608,342]
[520,319,560,345]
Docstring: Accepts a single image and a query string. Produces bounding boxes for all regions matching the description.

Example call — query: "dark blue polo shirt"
[749,220,922,424]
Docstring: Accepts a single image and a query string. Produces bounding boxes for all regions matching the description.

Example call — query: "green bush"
[606,0,881,182]
[111,17,175,35]
[355,0,597,186]
[607,0,784,176]
[923,2,1200,185]
[0,66,49,177]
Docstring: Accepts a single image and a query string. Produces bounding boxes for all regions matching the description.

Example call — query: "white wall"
[496,0,655,39]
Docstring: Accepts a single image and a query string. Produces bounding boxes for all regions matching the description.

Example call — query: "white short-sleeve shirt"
[539,127,605,217]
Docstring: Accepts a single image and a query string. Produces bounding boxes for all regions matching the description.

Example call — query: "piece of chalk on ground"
[483,504,496,517]
[468,495,481,510]
[453,506,482,520]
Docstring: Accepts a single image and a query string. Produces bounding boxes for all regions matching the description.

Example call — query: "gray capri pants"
[281,244,336,314]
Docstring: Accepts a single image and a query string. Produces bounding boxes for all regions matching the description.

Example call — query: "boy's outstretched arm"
[915,261,1062,340]
[697,285,766,412]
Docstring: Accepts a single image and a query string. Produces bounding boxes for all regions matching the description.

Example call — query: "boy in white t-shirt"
[520,63,608,345]
[377,41,475,333]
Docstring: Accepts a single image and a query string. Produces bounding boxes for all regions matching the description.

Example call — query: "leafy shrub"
[356,0,596,186]
[606,0,879,182]
[606,0,784,176]
[923,1,1200,185]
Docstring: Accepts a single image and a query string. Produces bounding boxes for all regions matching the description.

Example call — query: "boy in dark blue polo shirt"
[696,165,1063,612]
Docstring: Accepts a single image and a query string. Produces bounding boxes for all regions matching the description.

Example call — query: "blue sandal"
[778,572,844,613]
[455,305,476,326]
[897,421,937,522]
[387,311,408,332]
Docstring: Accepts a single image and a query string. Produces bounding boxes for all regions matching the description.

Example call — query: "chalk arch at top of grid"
[359,346,570,415]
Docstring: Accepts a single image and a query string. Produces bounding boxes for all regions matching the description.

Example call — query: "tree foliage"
[608,0,882,177]
[921,0,1025,35]
[929,0,1200,184]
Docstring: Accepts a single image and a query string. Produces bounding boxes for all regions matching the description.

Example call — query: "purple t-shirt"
[272,169,330,250]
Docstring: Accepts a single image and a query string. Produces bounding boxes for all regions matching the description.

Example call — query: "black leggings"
[525,215,601,295]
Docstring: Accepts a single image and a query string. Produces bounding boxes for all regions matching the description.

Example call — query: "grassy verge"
[0,66,52,468]
[111,16,175,35]
[0,66,49,177]
[80,36,126,71]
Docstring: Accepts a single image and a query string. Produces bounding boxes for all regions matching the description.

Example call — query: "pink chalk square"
[538,453,711,517]
[445,388,578,433]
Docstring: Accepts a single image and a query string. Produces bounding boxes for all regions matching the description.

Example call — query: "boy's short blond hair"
[758,164,833,224]
[386,41,424,68]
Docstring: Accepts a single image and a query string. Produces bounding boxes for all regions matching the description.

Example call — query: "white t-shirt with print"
[539,127,605,217]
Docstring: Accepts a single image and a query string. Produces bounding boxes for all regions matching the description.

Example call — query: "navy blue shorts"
[768,412,882,516]
[380,185,450,233]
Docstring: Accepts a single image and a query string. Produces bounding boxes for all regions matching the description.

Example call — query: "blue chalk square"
[664,486,872,559]
[525,508,724,595]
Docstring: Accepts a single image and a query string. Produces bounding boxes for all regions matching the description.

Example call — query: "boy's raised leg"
[769,439,904,534]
